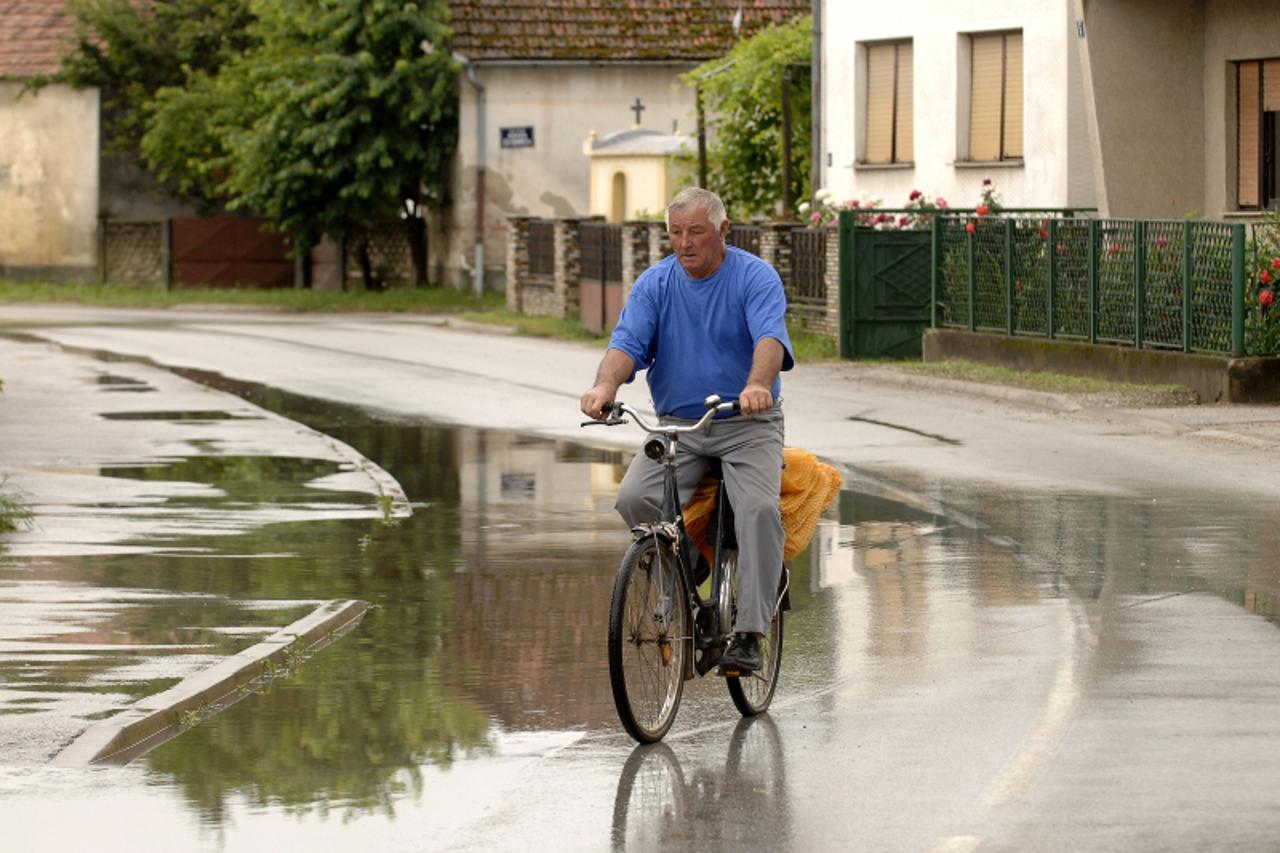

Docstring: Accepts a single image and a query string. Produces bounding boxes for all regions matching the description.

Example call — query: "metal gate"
[171,218,293,287]
[579,222,623,335]
[839,215,932,358]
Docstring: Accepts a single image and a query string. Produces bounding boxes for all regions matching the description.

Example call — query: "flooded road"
[4,365,1280,850]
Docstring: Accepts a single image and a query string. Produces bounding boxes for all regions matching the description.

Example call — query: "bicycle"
[583,395,789,744]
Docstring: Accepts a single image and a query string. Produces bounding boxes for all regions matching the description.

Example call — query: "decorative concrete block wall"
[620,221,653,303]
[505,216,532,313]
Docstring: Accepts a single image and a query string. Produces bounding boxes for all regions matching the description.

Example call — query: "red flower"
[1272,256,1280,271]
[1038,226,1049,240]
[1057,242,1067,256]
[965,221,976,235]
[1261,290,1274,308]
[898,216,910,227]
[982,178,993,186]
[1015,280,1022,294]
[1262,269,1273,285]
[976,204,990,217]
[1108,244,1122,257]
[908,189,922,201]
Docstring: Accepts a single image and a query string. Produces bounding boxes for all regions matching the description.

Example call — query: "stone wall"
[504,214,844,348]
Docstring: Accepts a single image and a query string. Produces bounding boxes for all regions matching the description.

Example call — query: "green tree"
[216,0,458,288]
[47,0,256,158]
[685,16,811,220]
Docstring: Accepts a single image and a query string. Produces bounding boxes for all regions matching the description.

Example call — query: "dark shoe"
[718,632,761,674]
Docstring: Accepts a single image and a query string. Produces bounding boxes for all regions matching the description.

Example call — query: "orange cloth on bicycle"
[682,447,842,563]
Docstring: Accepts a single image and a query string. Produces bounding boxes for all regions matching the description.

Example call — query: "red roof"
[448,0,811,62]
[0,1,74,79]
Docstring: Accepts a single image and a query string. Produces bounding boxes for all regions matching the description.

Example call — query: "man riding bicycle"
[580,186,794,674]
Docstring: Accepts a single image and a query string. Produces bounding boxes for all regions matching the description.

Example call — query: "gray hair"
[665,187,727,230]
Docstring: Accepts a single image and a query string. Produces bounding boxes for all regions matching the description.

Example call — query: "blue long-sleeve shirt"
[608,246,795,418]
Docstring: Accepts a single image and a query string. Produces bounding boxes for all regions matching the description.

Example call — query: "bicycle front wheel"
[608,536,690,743]
[726,575,784,716]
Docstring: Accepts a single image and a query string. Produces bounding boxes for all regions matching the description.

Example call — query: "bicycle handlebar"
[580,395,740,435]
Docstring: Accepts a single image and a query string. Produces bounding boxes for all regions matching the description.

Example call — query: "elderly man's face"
[668,205,729,280]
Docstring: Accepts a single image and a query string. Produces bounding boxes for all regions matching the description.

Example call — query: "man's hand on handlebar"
[738,382,774,417]
[580,385,616,420]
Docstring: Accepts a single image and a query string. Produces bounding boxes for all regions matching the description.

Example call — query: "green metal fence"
[932,214,1249,357]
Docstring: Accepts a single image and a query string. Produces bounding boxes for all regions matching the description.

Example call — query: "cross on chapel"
[630,97,645,125]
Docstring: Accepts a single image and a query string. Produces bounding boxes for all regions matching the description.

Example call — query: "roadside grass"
[882,357,1197,402]
[0,280,502,314]
[0,481,32,536]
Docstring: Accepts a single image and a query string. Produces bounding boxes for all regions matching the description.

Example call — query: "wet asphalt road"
[3,306,1280,851]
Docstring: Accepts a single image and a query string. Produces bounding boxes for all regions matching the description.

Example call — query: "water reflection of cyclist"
[579,186,794,673]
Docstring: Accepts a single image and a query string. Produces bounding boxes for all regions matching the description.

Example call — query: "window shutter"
[1264,59,1280,111]
[1240,61,1261,207]
[896,43,914,162]
[1003,33,1024,158]
[969,35,1003,161]
[865,44,896,163]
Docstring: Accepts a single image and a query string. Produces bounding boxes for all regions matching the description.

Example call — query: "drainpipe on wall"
[454,52,486,297]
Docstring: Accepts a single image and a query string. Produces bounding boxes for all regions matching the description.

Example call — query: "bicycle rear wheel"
[608,537,689,743]
[726,570,784,716]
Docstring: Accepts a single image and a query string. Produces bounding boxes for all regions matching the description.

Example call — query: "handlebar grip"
[601,401,617,414]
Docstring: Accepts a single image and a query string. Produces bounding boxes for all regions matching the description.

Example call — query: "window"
[1237,59,1280,209]
[863,40,913,164]
[967,31,1022,162]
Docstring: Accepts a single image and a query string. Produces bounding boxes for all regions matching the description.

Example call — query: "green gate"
[838,212,932,359]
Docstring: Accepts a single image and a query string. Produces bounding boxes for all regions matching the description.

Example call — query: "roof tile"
[448,0,810,62]
[0,1,75,79]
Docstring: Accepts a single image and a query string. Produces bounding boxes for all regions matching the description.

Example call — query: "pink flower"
[1261,290,1274,308]
[849,199,861,209]
[1155,238,1168,250]
[810,211,822,224]
[936,197,949,209]
[976,204,990,217]
[965,221,976,235]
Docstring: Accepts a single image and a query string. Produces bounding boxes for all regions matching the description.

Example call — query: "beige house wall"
[0,83,99,278]
[1079,0,1205,219]
[1203,0,1280,217]
[446,64,698,291]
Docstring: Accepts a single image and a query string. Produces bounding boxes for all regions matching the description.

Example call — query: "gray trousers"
[614,409,785,635]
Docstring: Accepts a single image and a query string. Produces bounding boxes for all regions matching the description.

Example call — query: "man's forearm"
[593,347,636,394]
[745,337,785,390]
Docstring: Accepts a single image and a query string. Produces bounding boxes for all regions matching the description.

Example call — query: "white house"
[820,0,1280,221]
[443,0,811,293]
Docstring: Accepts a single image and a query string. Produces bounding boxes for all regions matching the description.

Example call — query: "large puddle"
[3,365,1280,849]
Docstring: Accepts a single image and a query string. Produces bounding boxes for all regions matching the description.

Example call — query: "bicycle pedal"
[717,667,742,678]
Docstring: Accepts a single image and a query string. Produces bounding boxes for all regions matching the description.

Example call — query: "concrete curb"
[50,599,369,767]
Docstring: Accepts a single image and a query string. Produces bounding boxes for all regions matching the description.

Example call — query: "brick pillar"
[760,222,800,293]
[554,217,592,320]
[506,216,533,313]
[824,225,841,343]
[647,222,672,267]
[621,221,652,303]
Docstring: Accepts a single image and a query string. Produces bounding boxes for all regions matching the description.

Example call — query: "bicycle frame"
[589,397,739,678]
